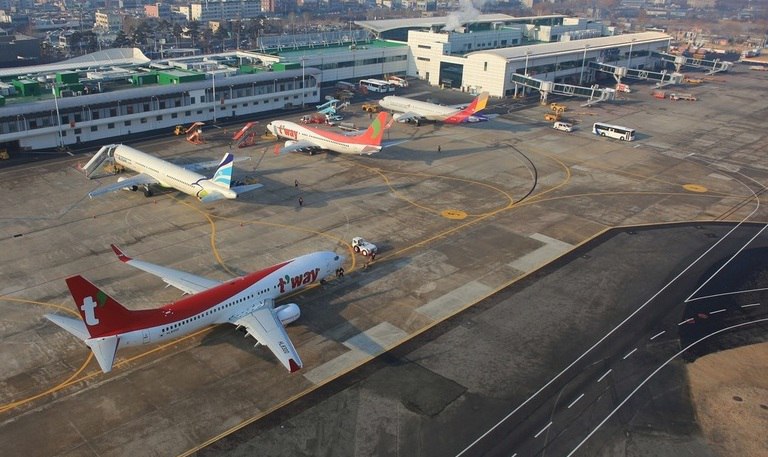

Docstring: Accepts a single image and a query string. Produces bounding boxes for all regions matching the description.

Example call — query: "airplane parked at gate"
[378,91,490,125]
[267,111,392,155]
[45,245,345,373]
[87,144,262,202]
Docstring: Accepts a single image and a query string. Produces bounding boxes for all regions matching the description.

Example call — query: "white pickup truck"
[351,237,377,257]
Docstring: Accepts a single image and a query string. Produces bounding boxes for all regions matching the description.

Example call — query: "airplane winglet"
[289,358,302,373]
[110,244,131,263]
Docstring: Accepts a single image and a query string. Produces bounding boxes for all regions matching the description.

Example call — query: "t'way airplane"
[88,144,262,202]
[45,245,345,373]
[378,91,490,125]
[267,111,392,155]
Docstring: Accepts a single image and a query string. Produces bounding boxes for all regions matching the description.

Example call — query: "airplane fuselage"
[378,96,461,121]
[92,251,343,350]
[113,145,236,200]
[267,121,381,155]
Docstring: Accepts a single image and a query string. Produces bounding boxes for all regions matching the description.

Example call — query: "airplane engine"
[275,303,300,326]
[393,113,409,123]
[117,176,138,191]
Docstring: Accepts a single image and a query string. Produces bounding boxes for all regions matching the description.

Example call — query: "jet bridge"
[511,73,616,106]
[588,62,684,87]
[653,52,733,75]
[81,144,119,178]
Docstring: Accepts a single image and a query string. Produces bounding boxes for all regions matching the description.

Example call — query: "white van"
[553,121,573,132]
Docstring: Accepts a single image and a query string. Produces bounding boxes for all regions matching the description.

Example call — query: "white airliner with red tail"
[378,91,490,125]
[267,111,392,155]
[45,245,345,374]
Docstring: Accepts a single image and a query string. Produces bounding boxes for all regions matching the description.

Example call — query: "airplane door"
[142,329,151,345]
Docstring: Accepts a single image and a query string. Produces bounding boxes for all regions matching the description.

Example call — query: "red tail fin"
[65,276,135,338]
[444,92,490,123]
[356,111,391,145]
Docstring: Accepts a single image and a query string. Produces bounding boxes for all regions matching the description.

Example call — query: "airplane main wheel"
[143,188,153,197]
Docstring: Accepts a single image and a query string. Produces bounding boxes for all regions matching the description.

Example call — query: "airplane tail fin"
[445,92,490,123]
[65,275,134,339]
[211,153,235,188]
[463,91,489,115]
[59,275,135,373]
[356,111,392,146]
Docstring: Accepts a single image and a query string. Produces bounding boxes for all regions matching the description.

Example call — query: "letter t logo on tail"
[81,296,100,326]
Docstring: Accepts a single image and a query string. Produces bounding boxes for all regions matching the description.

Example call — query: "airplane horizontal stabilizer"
[85,335,120,373]
[232,183,264,196]
[45,314,89,341]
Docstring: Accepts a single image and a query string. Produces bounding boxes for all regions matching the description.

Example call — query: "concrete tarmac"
[1,69,767,456]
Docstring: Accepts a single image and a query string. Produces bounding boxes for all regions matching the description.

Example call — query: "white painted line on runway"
[567,394,585,409]
[566,318,768,457]
[686,223,768,301]
[534,422,553,438]
[457,218,761,457]
[677,317,694,326]
[597,369,612,383]
[622,348,637,360]
[741,302,761,308]
[709,308,727,314]
[687,287,768,302]
[650,330,666,340]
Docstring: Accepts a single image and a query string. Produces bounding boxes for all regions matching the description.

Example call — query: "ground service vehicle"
[593,122,636,141]
[352,237,377,257]
[359,79,395,93]
[550,103,567,113]
[669,93,697,101]
[387,76,408,87]
[362,103,380,113]
[553,121,573,132]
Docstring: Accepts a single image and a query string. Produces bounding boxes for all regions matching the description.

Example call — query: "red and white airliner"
[45,245,345,374]
[267,111,392,155]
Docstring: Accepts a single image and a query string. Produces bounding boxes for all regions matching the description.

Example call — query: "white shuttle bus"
[359,79,395,93]
[592,122,636,141]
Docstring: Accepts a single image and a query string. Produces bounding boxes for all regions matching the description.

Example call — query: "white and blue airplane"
[88,144,262,202]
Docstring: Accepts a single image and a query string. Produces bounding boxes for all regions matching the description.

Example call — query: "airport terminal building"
[0,14,673,152]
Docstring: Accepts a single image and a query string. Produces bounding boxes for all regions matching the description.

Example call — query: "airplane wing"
[231,301,303,373]
[110,244,221,295]
[88,173,159,199]
[276,140,320,155]
[185,156,250,172]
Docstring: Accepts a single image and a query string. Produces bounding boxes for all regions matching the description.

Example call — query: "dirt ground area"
[687,342,768,457]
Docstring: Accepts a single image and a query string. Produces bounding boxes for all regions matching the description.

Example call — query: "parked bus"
[592,122,636,141]
[336,81,357,92]
[359,79,395,93]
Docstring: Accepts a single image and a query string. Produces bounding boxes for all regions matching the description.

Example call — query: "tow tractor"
[351,237,377,257]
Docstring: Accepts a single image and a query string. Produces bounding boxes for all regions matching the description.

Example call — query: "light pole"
[579,44,590,85]
[524,50,531,76]
[301,56,305,107]
[51,85,64,149]
[628,38,636,68]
